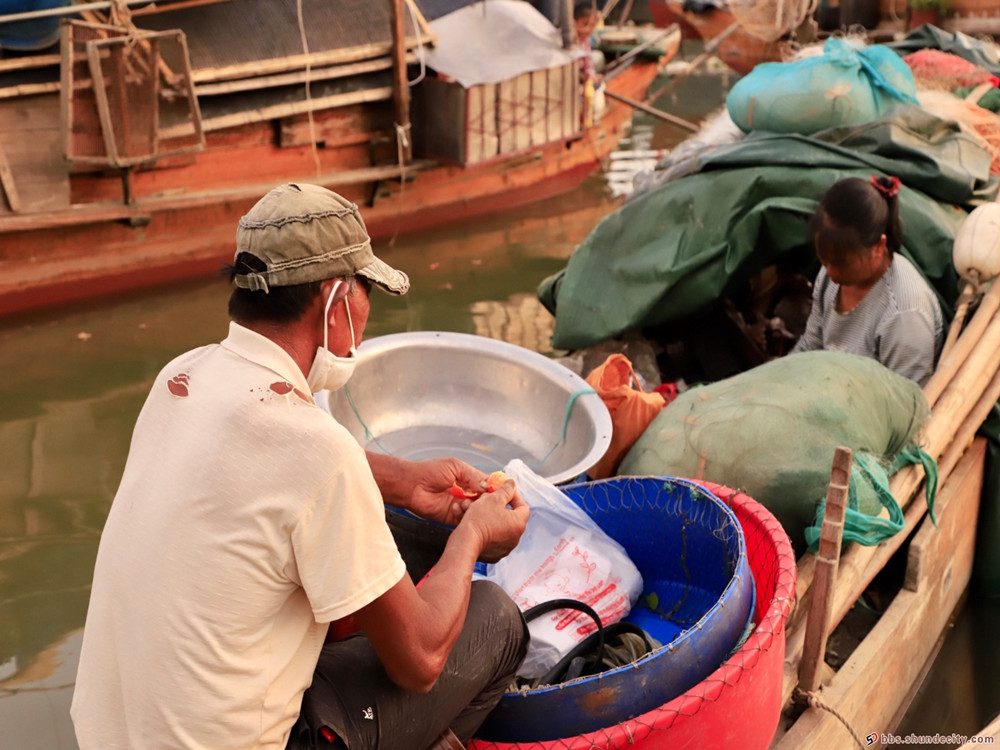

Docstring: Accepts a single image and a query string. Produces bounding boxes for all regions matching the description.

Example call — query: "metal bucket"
[320,331,612,485]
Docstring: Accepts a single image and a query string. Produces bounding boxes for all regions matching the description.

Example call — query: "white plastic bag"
[478,459,643,679]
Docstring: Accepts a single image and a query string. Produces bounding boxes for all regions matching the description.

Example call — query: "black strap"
[522,599,655,686]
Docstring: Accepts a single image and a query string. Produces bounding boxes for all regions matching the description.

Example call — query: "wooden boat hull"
[773,438,986,748]
[0,37,676,317]
[662,1,785,75]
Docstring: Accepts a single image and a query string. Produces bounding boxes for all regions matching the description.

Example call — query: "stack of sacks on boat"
[618,350,933,556]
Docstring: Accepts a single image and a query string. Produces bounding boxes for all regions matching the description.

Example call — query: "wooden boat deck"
[0,94,69,215]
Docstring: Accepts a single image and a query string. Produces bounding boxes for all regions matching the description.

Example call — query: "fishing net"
[903,48,1000,91]
[917,89,1000,177]
[617,351,932,555]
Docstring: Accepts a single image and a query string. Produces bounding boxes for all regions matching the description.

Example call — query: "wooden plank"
[0,140,22,212]
[0,53,60,74]
[181,86,394,136]
[279,106,395,149]
[798,446,851,693]
[194,56,407,98]
[773,438,985,750]
[0,161,433,232]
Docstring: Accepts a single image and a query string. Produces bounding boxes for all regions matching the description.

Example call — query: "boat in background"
[651,0,1000,77]
[0,0,679,318]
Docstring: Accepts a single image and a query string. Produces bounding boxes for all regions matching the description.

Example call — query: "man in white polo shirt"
[71,183,530,750]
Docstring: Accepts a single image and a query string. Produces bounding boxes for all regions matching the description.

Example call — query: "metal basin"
[319,331,612,484]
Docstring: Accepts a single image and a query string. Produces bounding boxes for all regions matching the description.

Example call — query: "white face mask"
[306,281,358,392]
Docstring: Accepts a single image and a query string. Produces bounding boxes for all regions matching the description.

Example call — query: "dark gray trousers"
[288,580,527,750]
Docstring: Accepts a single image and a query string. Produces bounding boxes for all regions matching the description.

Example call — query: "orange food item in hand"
[448,482,478,500]
[486,470,509,492]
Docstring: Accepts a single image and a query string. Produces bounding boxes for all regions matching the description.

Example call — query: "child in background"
[791,175,944,386]
[574,0,605,126]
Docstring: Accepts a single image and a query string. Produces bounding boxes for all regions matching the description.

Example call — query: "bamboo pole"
[0,53,60,74]
[643,21,742,105]
[390,0,412,163]
[0,0,152,23]
[604,89,699,131]
[617,0,636,29]
[798,446,852,693]
[940,279,978,361]
[0,82,60,100]
[132,0,232,15]
[924,278,1000,407]
[604,24,678,78]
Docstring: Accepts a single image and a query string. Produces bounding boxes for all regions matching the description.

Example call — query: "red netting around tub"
[468,482,797,750]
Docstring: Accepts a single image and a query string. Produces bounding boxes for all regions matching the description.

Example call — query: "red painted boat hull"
[0,52,672,318]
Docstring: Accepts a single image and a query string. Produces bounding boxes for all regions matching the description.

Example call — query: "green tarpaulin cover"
[539,105,997,350]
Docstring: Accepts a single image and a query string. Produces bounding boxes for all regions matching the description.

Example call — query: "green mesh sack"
[618,351,934,554]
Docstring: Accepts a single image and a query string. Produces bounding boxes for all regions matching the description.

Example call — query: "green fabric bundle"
[538,105,995,350]
[617,351,932,554]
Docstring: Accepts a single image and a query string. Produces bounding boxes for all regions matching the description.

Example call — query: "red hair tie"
[870,175,901,199]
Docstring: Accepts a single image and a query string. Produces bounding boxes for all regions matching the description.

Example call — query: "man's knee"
[469,581,528,656]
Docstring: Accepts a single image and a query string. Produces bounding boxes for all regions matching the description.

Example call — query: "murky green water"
[0,141,626,750]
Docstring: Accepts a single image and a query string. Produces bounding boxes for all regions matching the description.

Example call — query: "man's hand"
[410,458,519,526]
[459,479,530,563]
[367,453,526,527]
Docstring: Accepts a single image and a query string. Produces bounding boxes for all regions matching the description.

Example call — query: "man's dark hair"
[223,252,322,323]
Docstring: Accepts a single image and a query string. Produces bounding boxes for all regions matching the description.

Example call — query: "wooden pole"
[0,0,152,23]
[561,0,574,49]
[390,0,412,163]
[604,89,700,132]
[617,0,636,29]
[940,277,979,362]
[643,21,742,105]
[924,277,1000,407]
[798,446,852,693]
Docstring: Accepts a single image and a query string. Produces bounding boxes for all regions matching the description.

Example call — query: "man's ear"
[320,278,350,307]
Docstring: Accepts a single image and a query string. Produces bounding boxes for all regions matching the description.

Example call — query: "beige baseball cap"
[232,183,410,295]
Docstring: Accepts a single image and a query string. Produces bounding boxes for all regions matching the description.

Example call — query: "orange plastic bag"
[585,354,667,479]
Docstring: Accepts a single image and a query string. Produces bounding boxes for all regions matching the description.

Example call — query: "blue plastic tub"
[0,1,71,51]
[475,476,754,743]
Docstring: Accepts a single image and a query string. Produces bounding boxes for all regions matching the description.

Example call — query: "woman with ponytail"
[791,175,944,386]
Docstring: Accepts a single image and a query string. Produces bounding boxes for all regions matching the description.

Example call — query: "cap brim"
[357,256,410,295]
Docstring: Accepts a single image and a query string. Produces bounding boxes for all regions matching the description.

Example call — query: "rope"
[532,388,598,472]
[804,446,939,551]
[296,0,322,176]
[797,688,866,749]
[109,0,137,32]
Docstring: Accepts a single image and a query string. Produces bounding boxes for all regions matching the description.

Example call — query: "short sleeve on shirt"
[292,440,406,623]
